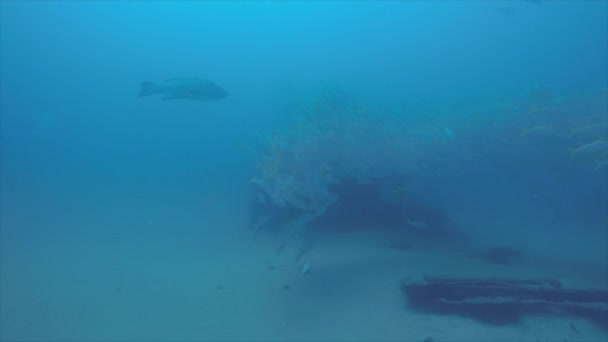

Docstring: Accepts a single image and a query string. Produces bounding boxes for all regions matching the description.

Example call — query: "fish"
[139,77,227,101]
[569,123,607,139]
[520,125,552,136]
[406,219,430,231]
[595,159,608,170]
[444,127,455,139]
[265,260,279,270]
[301,262,311,274]
[569,139,608,157]
[294,238,315,264]
[569,322,580,334]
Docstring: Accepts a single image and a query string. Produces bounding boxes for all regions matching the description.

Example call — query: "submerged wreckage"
[247,85,462,266]
[246,86,608,328]
[402,277,608,328]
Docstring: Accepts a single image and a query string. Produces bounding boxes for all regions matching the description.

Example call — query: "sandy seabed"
[1,189,606,342]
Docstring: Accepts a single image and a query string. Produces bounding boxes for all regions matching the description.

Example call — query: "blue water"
[1,1,607,341]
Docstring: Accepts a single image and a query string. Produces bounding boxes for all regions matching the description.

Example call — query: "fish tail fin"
[139,81,159,97]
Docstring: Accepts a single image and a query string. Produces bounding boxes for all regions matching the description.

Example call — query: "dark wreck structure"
[245,86,608,328]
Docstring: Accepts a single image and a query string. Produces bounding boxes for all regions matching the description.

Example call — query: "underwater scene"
[1,1,607,341]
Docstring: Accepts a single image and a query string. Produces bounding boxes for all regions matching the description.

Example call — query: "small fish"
[569,123,607,139]
[139,77,227,101]
[595,159,608,170]
[301,262,311,274]
[294,239,315,264]
[444,127,455,139]
[569,322,580,334]
[569,139,608,157]
[406,219,430,231]
[265,260,278,270]
[520,125,552,136]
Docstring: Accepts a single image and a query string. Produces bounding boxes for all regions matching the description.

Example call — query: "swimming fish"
[569,139,608,157]
[444,127,455,139]
[595,159,608,170]
[406,219,430,231]
[520,125,552,136]
[569,123,607,139]
[139,77,227,101]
